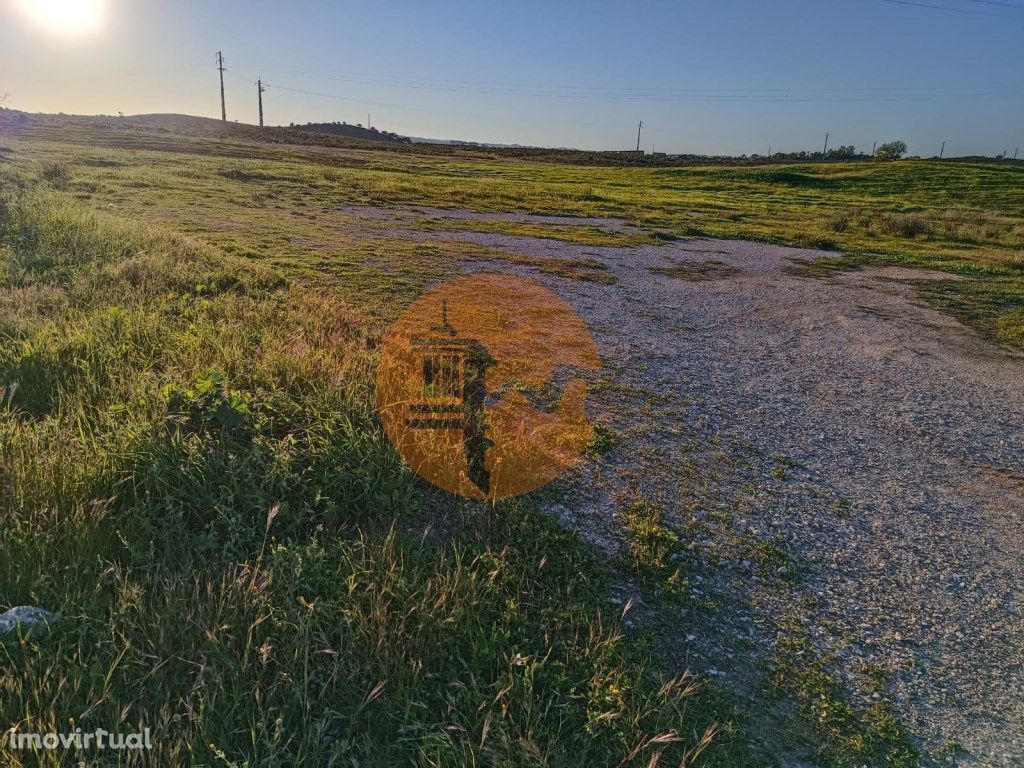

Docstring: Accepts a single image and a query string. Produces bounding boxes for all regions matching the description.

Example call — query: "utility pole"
[216,51,227,122]
[822,132,829,157]
[1015,147,1020,160]
[636,120,643,153]
[939,141,945,159]
[871,140,876,157]
[256,79,266,128]
[368,113,371,130]
[768,145,772,158]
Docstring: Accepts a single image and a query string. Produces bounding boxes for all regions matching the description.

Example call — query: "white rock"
[0,606,59,635]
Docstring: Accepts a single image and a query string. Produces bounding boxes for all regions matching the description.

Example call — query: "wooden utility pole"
[822,132,829,156]
[256,79,266,128]
[216,51,227,122]
[871,140,876,157]
[939,141,945,159]
[636,120,643,152]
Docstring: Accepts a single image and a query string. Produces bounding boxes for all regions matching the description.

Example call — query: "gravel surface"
[343,206,1024,766]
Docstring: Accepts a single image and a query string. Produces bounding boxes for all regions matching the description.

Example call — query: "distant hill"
[123,113,226,129]
[0,110,420,152]
[291,122,410,143]
[10,109,1014,168]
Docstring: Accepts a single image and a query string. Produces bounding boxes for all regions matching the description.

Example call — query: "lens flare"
[16,0,106,36]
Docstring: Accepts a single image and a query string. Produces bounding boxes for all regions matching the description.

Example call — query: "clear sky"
[2,0,1022,156]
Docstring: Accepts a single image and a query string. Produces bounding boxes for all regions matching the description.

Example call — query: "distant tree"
[826,145,857,159]
[875,140,907,161]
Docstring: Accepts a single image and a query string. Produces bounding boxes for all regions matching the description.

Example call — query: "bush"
[40,160,70,188]
[876,212,930,238]
[827,210,854,232]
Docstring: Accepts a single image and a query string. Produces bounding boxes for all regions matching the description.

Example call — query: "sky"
[1,0,1022,156]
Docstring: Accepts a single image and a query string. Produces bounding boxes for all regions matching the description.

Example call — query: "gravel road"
[340,206,1024,765]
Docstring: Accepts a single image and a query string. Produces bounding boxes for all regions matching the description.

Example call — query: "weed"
[164,370,252,438]
[587,422,617,456]
[769,621,921,768]
[648,260,740,282]
[619,497,688,599]
[39,159,69,188]
[752,534,792,578]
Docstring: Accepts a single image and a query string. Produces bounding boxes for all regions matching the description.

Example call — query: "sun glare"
[15,0,106,36]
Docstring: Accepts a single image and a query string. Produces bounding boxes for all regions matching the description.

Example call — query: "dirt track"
[343,206,1024,766]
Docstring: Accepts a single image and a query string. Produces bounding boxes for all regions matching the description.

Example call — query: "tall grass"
[0,178,738,766]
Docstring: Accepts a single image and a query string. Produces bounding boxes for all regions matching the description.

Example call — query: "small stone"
[0,606,59,636]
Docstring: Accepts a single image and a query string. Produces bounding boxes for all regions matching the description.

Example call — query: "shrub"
[40,160,70,188]
[827,210,854,232]
[876,212,930,238]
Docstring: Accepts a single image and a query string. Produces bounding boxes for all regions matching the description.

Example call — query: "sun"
[15,0,106,36]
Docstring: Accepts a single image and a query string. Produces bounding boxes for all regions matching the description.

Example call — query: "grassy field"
[0,118,1021,766]
[10,117,1024,341]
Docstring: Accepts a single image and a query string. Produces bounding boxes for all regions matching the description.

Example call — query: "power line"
[255,74,1023,104]
[234,57,1022,95]
[261,82,690,145]
[881,0,1024,19]
[230,59,1023,102]
[264,83,471,116]
[965,0,1024,9]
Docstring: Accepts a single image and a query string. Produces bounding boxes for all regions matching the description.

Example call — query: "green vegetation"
[618,498,687,599]
[875,140,908,161]
[770,622,920,768]
[0,180,741,765]
[648,260,741,282]
[1,118,1019,764]
[8,119,1022,343]
[587,422,617,457]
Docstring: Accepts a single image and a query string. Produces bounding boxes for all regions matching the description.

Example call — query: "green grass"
[0,169,747,765]
[647,260,741,282]
[618,498,688,599]
[7,121,1022,342]
[769,620,920,768]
